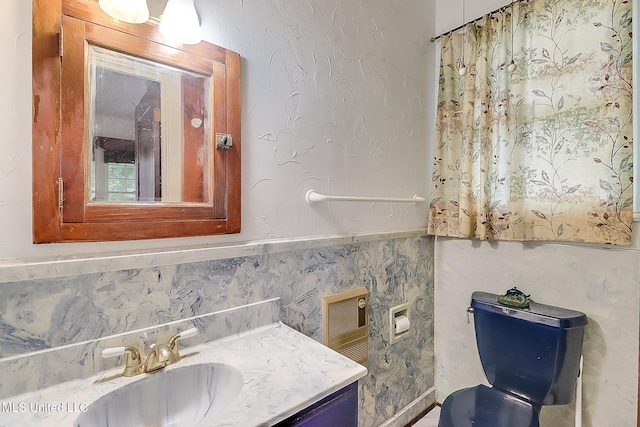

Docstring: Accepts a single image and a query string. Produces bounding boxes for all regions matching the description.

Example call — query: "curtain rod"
[430,0,525,43]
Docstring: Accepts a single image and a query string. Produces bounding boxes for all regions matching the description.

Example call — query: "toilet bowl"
[438,291,587,427]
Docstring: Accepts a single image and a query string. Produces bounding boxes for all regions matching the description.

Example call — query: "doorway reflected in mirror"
[88,46,211,204]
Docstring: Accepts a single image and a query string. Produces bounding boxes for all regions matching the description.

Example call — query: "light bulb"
[160,0,202,45]
[458,66,467,76]
[99,0,149,24]
[508,60,517,72]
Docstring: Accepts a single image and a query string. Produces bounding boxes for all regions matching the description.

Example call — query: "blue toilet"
[438,291,588,427]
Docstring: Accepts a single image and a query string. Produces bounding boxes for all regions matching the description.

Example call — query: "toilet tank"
[471,291,588,406]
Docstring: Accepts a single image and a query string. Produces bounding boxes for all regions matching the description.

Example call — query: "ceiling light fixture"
[98,0,150,24]
[160,0,202,45]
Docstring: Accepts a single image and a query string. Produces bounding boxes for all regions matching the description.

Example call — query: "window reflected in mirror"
[88,46,211,204]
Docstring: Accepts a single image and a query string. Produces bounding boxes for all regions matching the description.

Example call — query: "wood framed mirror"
[32,0,241,242]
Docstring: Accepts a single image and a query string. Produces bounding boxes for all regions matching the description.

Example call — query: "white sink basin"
[74,363,243,427]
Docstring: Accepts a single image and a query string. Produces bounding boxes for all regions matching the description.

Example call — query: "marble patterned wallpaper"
[434,237,639,427]
[0,233,435,427]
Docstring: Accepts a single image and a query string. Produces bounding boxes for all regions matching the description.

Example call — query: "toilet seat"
[438,384,540,427]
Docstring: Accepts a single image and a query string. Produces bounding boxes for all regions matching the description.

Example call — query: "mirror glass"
[87,46,211,204]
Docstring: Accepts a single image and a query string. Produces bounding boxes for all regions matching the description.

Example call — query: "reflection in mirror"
[88,46,211,204]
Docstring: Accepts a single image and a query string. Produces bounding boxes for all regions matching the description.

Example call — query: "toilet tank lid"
[471,291,588,329]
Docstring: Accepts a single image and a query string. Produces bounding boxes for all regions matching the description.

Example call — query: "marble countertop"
[0,322,367,427]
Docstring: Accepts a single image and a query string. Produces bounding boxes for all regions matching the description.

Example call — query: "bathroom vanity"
[275,382,358,426]
[0,299,367,426]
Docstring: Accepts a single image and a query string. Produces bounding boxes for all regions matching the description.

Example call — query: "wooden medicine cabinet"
[32,0,241,242]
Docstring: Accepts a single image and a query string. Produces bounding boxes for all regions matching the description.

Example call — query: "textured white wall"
[433,1,639,426]
[0,0,435,262]
[434,0,507,36]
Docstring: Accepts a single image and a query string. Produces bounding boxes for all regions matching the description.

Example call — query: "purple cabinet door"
[274,382,358,427]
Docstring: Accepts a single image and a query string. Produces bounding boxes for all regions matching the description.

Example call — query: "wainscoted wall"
[434,237,640,427]
[0,233,435,427]
[1,1,436,424]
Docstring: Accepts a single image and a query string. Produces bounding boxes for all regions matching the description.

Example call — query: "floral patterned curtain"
[428,0,633,245]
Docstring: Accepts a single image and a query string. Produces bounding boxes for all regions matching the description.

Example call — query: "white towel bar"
[305,189,426,205]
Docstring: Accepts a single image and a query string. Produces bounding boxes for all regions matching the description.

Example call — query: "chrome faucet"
[102,327,198,376]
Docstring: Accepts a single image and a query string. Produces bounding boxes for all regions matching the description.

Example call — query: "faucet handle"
[167,327,198,361]
[102,346,127,359]
[178,327,198,340]
[101,346,143,377]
